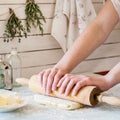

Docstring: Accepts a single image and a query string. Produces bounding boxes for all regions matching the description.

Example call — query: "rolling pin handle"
[97,94,120,106]
[16,78,29,86]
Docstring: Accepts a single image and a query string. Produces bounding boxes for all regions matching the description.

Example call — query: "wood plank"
[0,0,56,4]
[0,35,60,54]
[19,49,64,68]
[0,0,102,4]
[22,64,54,78]
[0,19,119,44]
[0,3,55,20]
[21,56,120,78]
[105,30,120,43]
[0,1,119,38]
[93,2,103,13]
[1,0,119,31]
[73,56,120,74]
[6,42,119,68]
[87,43,120,59]
[0,29,119,54]
[0,1,101,21]
[0,18,53,37]
[92,0,103,3]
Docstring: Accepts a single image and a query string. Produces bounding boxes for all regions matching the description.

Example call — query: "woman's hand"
[57,74,112,96]
[38,67,67,94]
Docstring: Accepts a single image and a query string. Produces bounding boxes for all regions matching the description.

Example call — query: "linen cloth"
[51,0,96,52]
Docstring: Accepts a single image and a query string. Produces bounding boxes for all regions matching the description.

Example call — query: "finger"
[46,68,57,94]
[65,79,77,96]
[43,69,51,93]
[72,79,87,96]
[72,81,82,96]
[59,78,70,94]
[57,77,64,87]
[52,71,64,91]
[57,74,72,87]
[38,71,44,87]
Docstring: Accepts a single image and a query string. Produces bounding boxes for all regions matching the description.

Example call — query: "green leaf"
[3,8,27,42]
[25,0,46,34]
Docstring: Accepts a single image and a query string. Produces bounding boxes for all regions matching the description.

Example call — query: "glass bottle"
[0,68,5,89]
[7,48,22,86]
[0,55,13,90]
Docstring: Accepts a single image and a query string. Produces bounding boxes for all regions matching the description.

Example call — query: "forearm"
[55,21,107,72]
[55,0,119,73]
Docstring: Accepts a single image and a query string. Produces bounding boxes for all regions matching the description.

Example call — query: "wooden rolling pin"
[16,75,120,106]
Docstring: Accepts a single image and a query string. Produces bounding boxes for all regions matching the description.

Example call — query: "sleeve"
[111,0,120,18]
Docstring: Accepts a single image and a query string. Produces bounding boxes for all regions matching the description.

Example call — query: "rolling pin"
[16,75,120,106]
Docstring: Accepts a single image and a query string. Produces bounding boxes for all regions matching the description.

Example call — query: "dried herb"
[25,0,46,34]
[3,8,27,42]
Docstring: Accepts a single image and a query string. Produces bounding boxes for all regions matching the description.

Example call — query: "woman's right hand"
[38,67,67,94]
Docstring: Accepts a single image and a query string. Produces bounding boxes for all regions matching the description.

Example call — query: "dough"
[0,90,24,107]
[0,95,23,106]
[34,94,83,110]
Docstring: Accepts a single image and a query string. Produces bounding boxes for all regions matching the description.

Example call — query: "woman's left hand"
[57,74,111,96]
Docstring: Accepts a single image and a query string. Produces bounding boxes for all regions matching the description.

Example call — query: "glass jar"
[7,48,22,86]
[0,55,13,90]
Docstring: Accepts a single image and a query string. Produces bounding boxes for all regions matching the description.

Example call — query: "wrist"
[54,63,71,73]
[104,73,117,89]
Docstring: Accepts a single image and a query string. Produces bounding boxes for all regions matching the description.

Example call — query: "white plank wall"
[0,0,119,78]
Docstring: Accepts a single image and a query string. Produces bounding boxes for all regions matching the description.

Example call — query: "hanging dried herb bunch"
[3,8,27,42]
[25,0,46,34]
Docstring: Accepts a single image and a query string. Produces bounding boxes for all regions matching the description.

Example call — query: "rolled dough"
[34,94,83,110]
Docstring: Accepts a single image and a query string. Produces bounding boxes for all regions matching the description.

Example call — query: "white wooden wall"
[0,0,119,78]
